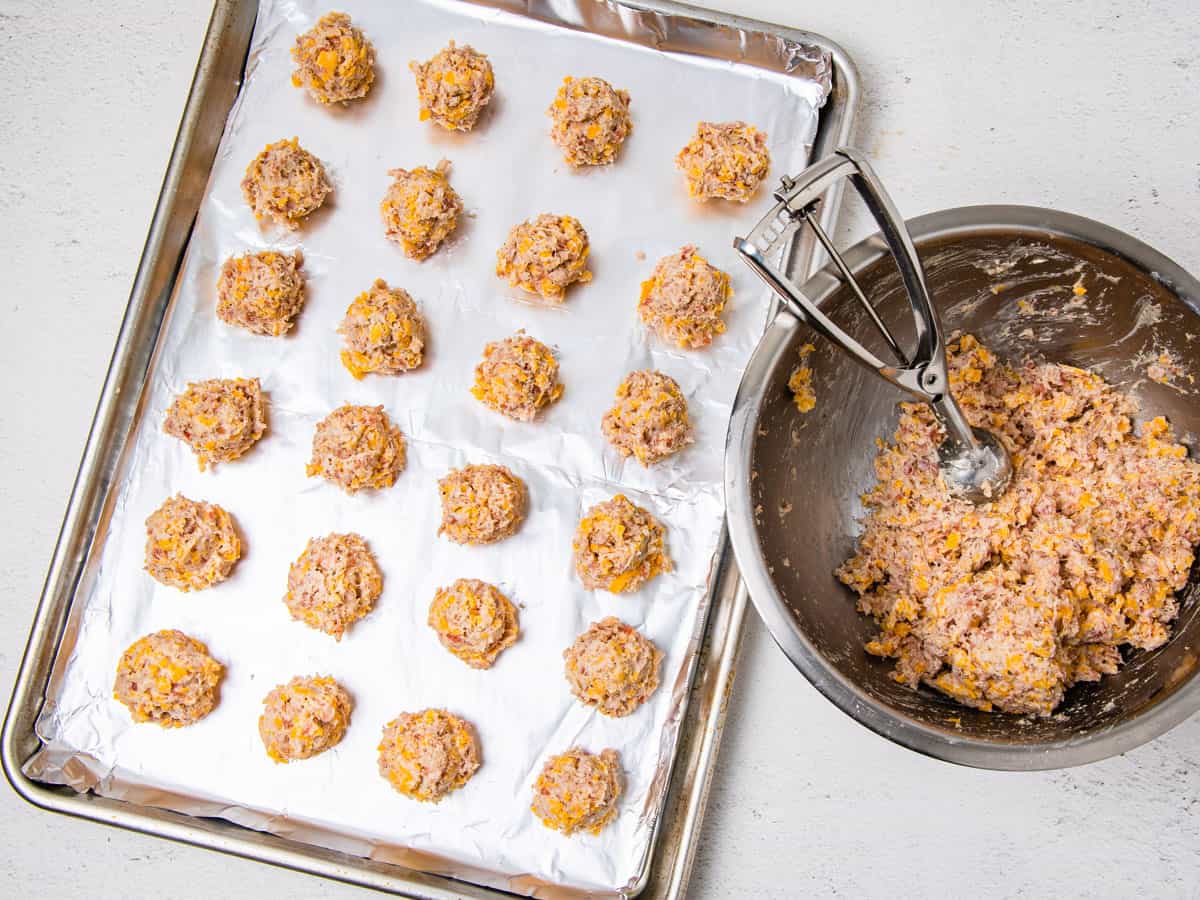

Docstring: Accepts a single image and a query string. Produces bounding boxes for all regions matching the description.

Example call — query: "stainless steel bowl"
[725,205,1200,769]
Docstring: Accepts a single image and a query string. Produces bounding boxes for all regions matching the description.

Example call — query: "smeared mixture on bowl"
[787,343,817,414]
[837,335,1200,716]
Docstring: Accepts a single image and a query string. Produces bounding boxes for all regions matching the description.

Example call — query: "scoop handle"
[734,147,980,452]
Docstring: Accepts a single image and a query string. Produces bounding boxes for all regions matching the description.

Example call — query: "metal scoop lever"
[733,148,1012,504]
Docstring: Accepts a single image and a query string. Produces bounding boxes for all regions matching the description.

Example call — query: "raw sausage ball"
[572,494,671,593]
[564,617,662,717]
[258,675,353,763]
[163,377,267,470]
[495,214,592,302]
[377,708,481,802]
[675,121,770,203]
[379,160,462,260]
[338,279,427,379]
[306,404,405,493]
[410,41,495,132]
[144,494,241,591]
[638,245,732,349]
[470,332,564,422]
[113,629,223,727]
[241,137,332,229]
[437,464,527,545]
[285,533,383,640]
[601,370,693,466]
[428,578,519,669]
[531,748,622,835]
[216,249,306,337]
[290,11,375,105]
[547,76,632,167]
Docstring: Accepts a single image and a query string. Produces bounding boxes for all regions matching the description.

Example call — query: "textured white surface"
[1,1,1198,898]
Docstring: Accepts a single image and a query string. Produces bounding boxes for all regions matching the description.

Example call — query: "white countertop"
[1,2,1197,897]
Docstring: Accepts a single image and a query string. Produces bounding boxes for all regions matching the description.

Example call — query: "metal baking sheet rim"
[1,2,860,898]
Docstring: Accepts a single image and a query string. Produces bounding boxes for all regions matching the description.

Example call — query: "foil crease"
[25,0,829,894]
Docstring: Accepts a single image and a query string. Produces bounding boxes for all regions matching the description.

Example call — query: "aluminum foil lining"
[25,0,829,894]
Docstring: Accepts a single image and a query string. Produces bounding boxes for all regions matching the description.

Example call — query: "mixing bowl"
[725,205,1200,769]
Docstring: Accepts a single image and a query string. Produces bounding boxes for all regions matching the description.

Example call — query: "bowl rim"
[724,203,1200,770]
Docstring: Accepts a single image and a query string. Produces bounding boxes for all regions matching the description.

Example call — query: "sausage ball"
[285,533,383,640]
[113,629,223,727]
[241,137,332,229]
[496,214,592,302]
[428,578,519,669]
[564,617,662,717]
[163,377,266,470]
[290,11,375,105]
[638,245,732,349]
[675,121,770,203]
[216,249,306,337]
[377,708,481,802]
[144,494,241,591]
[547,76,632,167]
[258,675,353,762]
[437,464,527,545]
[306,404,405,493]
[338,279,426,379]
[410,41,494,132]
[531,748,622,835]
[470,332,564,422]
[601,370,693,466]
[379,159,463,260]
[572,494,671,593]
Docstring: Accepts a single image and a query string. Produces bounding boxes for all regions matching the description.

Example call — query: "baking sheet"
[25,0,830,894]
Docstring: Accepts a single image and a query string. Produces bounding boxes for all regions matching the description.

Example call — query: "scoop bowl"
[725,205,1200,769]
